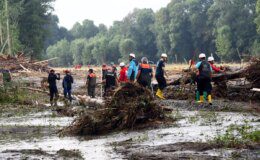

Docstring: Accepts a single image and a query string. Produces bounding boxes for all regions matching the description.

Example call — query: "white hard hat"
[129,53,135,58]
[199,53,206,58]
[208,56,214,62]
[119,62,125,67]
[161,53,167,58]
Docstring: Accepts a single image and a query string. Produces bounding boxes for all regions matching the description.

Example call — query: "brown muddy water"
[0,100,259,160]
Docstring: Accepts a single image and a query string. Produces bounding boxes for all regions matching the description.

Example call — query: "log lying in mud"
[0,53,51,72]
[168,69,245,86]
[21,87,104,107]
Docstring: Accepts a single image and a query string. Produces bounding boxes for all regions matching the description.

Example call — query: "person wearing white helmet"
[208,56,224,73]
[119,62,128,84]
[136,57,153,88]
[195,53,213,105]
[127,53,139,82]
[155,53,168,99]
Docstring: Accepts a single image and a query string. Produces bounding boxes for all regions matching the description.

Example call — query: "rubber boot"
[203,92,207,101]
[208,95,212,105]
[197,96,204,103]
[195,90,200,101]
[156,89,165,100]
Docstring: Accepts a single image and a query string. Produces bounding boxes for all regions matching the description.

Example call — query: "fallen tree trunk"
[21,87,104,107]
[168,69,245,86]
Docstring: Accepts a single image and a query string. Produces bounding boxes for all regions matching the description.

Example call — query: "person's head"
[50,69,55,74]
[102,64,106,69]
[64,70,70,75]
[199,53,206,61]
[208,56,214,64]
[161,53,168,62]
[129,53,135,61]
[119,62,125,68]
[112,65,117,72]
[107,66,112,72]
[141,57,148,64]
[88,68,94,73]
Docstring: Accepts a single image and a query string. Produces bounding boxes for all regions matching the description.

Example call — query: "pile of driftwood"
[60,83,168,136]
[0,53,53,72]
[166,58,260,101]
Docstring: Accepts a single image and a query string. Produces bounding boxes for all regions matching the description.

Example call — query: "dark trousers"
[156,75,167,90]
[64,88,72,102]
[138,79,151,88]
[88,85,96,98]
[197,76,212,95]
[49,86,59,102]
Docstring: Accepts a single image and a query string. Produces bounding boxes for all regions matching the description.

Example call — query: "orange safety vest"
[89,73,96,78]
[140,63,151,69]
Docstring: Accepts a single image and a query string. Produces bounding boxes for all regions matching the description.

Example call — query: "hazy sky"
[54,0,171,29]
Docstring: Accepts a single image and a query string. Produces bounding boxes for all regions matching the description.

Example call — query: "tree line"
[1,0,260,66]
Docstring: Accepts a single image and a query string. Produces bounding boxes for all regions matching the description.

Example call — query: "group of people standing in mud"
[47,52,224,106]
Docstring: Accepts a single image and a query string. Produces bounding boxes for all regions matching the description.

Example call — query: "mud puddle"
[0,102,259,159]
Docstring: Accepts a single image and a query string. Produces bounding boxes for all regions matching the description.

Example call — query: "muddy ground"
[0,69,259,159]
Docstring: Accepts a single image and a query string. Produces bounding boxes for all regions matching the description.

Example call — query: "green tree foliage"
[46,0,259,66]
[18,0,55,58]
[44,15,72,50]
[256,0,260,33]
[208,0,257,60]
[70,19,99,39]
[0,0,23,54]
[119,39,136,59]
[46,39,72,66]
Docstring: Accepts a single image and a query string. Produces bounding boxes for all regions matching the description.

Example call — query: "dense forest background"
[0,0,260,66]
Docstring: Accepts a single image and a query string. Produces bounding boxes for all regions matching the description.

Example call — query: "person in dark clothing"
[195,53,213,104]
[137,57,153,88]
[86,69,96,98]
[102,64,108,80]
[62,70,74,102]
[155,53,168,99]
[104,66,117,96]
[48,69,60,106]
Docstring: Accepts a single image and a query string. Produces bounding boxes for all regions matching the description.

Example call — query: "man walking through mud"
[155,53,168,99]
[62,70,74,103]
[48,69,60,106]
[195,53,213,105]
[136,57,153,88]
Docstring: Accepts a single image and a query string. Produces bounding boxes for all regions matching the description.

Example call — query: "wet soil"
[0,68,259,159]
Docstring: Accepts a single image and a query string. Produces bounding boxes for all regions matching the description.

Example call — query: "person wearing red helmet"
[62,70,74,103]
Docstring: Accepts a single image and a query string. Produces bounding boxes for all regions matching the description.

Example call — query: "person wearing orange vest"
[118,62,128,84]
[136,57,153,88]
[86,69,96,98]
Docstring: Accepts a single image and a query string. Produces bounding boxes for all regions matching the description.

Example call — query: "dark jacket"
[63,74,74,90]
[48,73,60,88]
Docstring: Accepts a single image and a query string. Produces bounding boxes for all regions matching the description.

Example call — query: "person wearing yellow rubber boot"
[155,53,168,99]
[195,53,213,105]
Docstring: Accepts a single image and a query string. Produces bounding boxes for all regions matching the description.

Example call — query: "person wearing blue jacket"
[127,53,139,82]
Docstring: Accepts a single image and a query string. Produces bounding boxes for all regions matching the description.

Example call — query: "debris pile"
[245,57,260,88]
[167,58,260,101]
[60,83,166,136]
[0,53,51,72]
